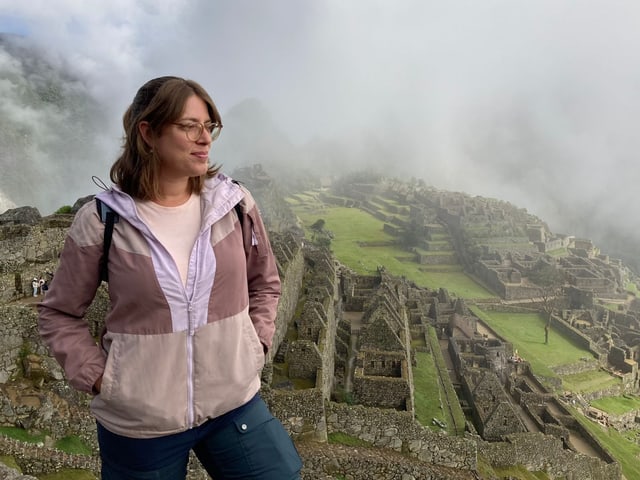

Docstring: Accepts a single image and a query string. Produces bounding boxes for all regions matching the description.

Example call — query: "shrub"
[55,205,73,214]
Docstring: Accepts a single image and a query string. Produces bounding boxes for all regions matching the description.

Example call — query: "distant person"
[38,276,45,293]
[31,277,38,297]
[38,76,302,479]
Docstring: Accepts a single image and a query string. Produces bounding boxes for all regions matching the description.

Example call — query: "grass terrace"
[469,307,618,393]
[591,394,640,416]
[287,193,496,300]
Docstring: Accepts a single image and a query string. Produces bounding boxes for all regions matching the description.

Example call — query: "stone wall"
[415,250,458,265]
[552,358,601,376]
[478,432,621,479]
[461,369,526,441]
[0,217,70,304]
[0,435,99,477]
[269,231,305,362]
[352,365,411,410]
[548,313,600,356]
[263,387,328,442]
[326,402,477,470]
[284,246,339,400]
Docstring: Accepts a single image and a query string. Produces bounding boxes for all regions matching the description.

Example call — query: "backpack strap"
[231,179,245,231]
[96,198,119,283]
[234,202,244,229]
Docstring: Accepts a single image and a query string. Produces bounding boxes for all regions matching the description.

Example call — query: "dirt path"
[6,295,41,307]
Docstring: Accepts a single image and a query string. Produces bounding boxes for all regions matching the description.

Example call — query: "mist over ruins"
[1,31,640,277]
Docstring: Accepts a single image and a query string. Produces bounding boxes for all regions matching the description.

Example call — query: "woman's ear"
[138,121,154,149]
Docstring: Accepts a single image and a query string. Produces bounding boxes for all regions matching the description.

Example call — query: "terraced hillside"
[286,188,497,300]
[285,177,640,480]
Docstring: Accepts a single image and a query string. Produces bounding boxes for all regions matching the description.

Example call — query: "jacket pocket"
[91,332,189,435]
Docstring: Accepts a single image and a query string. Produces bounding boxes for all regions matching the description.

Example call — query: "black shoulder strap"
[232,179,245,230]
[234,202,244,229]
[96,198,119,283]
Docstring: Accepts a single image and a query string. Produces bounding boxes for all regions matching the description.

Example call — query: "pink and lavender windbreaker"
[38,174,280,438]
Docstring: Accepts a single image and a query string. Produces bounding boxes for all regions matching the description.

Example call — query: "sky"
[1,0,639,261]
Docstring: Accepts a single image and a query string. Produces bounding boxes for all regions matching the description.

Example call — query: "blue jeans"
[98,394,302,479]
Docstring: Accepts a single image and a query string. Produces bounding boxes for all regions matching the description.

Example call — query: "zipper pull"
[188,302,195,336]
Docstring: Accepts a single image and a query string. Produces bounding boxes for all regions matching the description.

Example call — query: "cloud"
[1,0,640,264]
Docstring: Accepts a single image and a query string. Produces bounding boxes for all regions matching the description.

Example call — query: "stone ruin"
[0,173,634,479]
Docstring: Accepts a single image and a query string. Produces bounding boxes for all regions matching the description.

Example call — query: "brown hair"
[110,76,222,200]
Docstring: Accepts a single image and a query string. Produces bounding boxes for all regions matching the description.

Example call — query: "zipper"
[185,236,200,428]
[186,333,194,427]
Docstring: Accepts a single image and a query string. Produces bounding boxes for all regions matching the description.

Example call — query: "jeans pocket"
[232,400,303,477]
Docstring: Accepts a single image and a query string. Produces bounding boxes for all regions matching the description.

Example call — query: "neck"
[153,186,192,207]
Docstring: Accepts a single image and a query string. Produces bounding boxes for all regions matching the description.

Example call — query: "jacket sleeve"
[37,201,107,394]
[238,189,281,352]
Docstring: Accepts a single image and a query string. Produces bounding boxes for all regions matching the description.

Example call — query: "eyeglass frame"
[172,121,223,141]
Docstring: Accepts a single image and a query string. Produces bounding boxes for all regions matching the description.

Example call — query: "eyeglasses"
[172,121,223,141]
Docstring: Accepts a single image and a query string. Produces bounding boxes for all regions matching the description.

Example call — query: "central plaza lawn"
[469,307,591,377]
[469,306,620,392]
[591,394,640,415]
[288,200,496,299]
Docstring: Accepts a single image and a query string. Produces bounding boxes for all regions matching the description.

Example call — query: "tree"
[309,218,332,248]
[528,260,564,344]
[310,219,325,233]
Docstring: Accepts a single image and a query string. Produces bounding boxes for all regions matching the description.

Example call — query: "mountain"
[0,34,108,214]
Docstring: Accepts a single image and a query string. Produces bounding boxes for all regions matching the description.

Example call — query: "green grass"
[55,435,93,456]
[570,406,640,480]
[0,426,45,443]
[561,370,621,394]
[0,456,21,470]
[425,326,466,434]
[288,197,496,299]
[469,307,597,381]
[600,302,624,312]
[0,427,93,456]
[412,329,465,435]
[591,394,640,415]
[429,233,450,241]
[328,432,372,447]
[0,428,96,480]
[39,470,97,480]
[413,350,443,429]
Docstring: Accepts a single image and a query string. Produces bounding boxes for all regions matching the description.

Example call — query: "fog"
[1,1,640,266]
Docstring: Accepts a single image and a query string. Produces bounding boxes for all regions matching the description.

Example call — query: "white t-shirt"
[135,193,202,286]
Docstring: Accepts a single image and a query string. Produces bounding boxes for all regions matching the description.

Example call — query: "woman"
[38,76,302,479]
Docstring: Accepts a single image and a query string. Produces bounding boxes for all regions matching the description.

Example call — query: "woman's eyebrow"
[176,116,212,122]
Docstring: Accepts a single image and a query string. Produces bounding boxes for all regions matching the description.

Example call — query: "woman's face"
[152,94,212,183]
